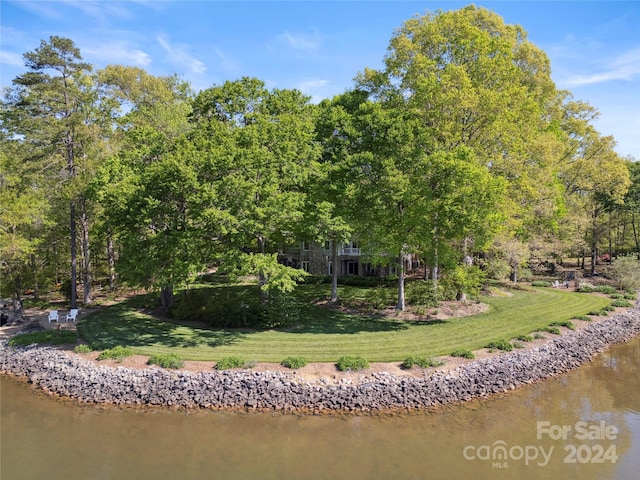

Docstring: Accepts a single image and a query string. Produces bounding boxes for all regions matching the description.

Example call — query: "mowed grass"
[77,286,613,363]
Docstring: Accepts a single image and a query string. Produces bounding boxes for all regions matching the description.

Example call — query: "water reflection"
[2,336,639,480]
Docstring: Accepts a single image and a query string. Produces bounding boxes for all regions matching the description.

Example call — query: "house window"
[327,262,332,275]
[301,241,310,251]
[346,261,358,276]
[301,261,310,273]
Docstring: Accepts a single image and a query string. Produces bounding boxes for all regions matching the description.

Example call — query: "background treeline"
[1,6,638,313]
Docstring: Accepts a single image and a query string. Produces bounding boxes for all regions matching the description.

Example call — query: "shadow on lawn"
[282,305,411,334]
[77,300,248,350]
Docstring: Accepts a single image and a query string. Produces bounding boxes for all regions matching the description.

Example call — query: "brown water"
[2,337,639,480]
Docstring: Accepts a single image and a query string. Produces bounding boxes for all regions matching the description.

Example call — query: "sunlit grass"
[77,286,612,363]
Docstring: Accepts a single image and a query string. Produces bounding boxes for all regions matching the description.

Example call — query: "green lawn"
[77,286,613,363]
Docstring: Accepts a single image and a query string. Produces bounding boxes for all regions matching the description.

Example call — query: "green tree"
[2,37,100,308]
[356,5,565,254]
[93,68,195,310]
[190,77,320,302]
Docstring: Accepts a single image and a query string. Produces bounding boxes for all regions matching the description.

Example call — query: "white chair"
[65,309,79,322]
[48,310,59,323]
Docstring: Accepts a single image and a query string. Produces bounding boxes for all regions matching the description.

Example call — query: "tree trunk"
[70,199,78,309]
[632,212,639,253]
[257,235,268,304]
[330,238,339,302]
[396,253,405,311]
[107,234,116,292]
[590,206,600,276]
[81,199,92,305]
[160,286,174,313]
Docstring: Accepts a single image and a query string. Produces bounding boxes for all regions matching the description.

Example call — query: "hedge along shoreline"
[1,302,639,413]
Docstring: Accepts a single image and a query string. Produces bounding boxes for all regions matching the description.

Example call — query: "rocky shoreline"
[2,304,640,413]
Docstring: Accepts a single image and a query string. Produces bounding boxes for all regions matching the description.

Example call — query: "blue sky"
[1,1,639,158]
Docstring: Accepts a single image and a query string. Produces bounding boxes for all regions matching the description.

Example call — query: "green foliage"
[365,286,395,310]
[550,320,575,330]
[74,344,93,353]
[336,356,369,371]
[572,315,591,322]
[515,334,533,342]
[8,330,77,346]
[595,285,618,295]
[512,340,525,349]
[533,332,545,340]
[215,356,246,370]
[451,349,475,359]
[147,353,184,369]
[531,281,552,287]
[576,284,596,293]
[405,280,438,307]
[281,356,308,369]
[482,257,512,281]
[260,292,301,329]
[624,293,637,301]
[439,265,487,301]
[538,326,561,335]
[606,255,640,291]
[97,346,134,362]
[610,299,633,308]
[171,286,300,329]
[400,356,444,369]
[485,339,514,352]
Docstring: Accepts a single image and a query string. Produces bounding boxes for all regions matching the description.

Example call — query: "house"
[279,240,419,277]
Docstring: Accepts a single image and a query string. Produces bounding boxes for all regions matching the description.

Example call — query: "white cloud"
[564,48,640,86]
[84,41,152,67]
[278,30,321,50]
[157,35,206,74]
[0,50,24,66]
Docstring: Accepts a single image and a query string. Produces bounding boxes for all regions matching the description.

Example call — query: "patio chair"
[65,309,79,322]
[48,310,60,323]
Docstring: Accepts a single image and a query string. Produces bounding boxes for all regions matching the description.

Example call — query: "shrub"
[595,285,617,295]
[576,283,595,293]
[8,330,77,346]
[515,334,533,342]
[215,356,245,370]
[538,327,561,335]
[550,320,575,330]
[74,344,93,353]
[572,315,591,322]
[439,265,487,301]
[281,356,308,369]
[533,332,545,340]
[531,280,551,287]
[401,356,444,369]
[482,257,511,281]
[624,293,637,300]
[365,286,395,310]
[97,346,133,362]
[603,305,615,311]
[485,339,513,352]
[611,299,633,308]
[606,255,640,291]
[147,353,184,369]
[451,349,475,359]
[512,340,525,349]
[336,356,369,372]
[405,280,437,307]
[260,292,300,328]
[609,293,623,300]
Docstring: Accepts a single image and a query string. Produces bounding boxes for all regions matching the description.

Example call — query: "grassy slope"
[78,287,612,363]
